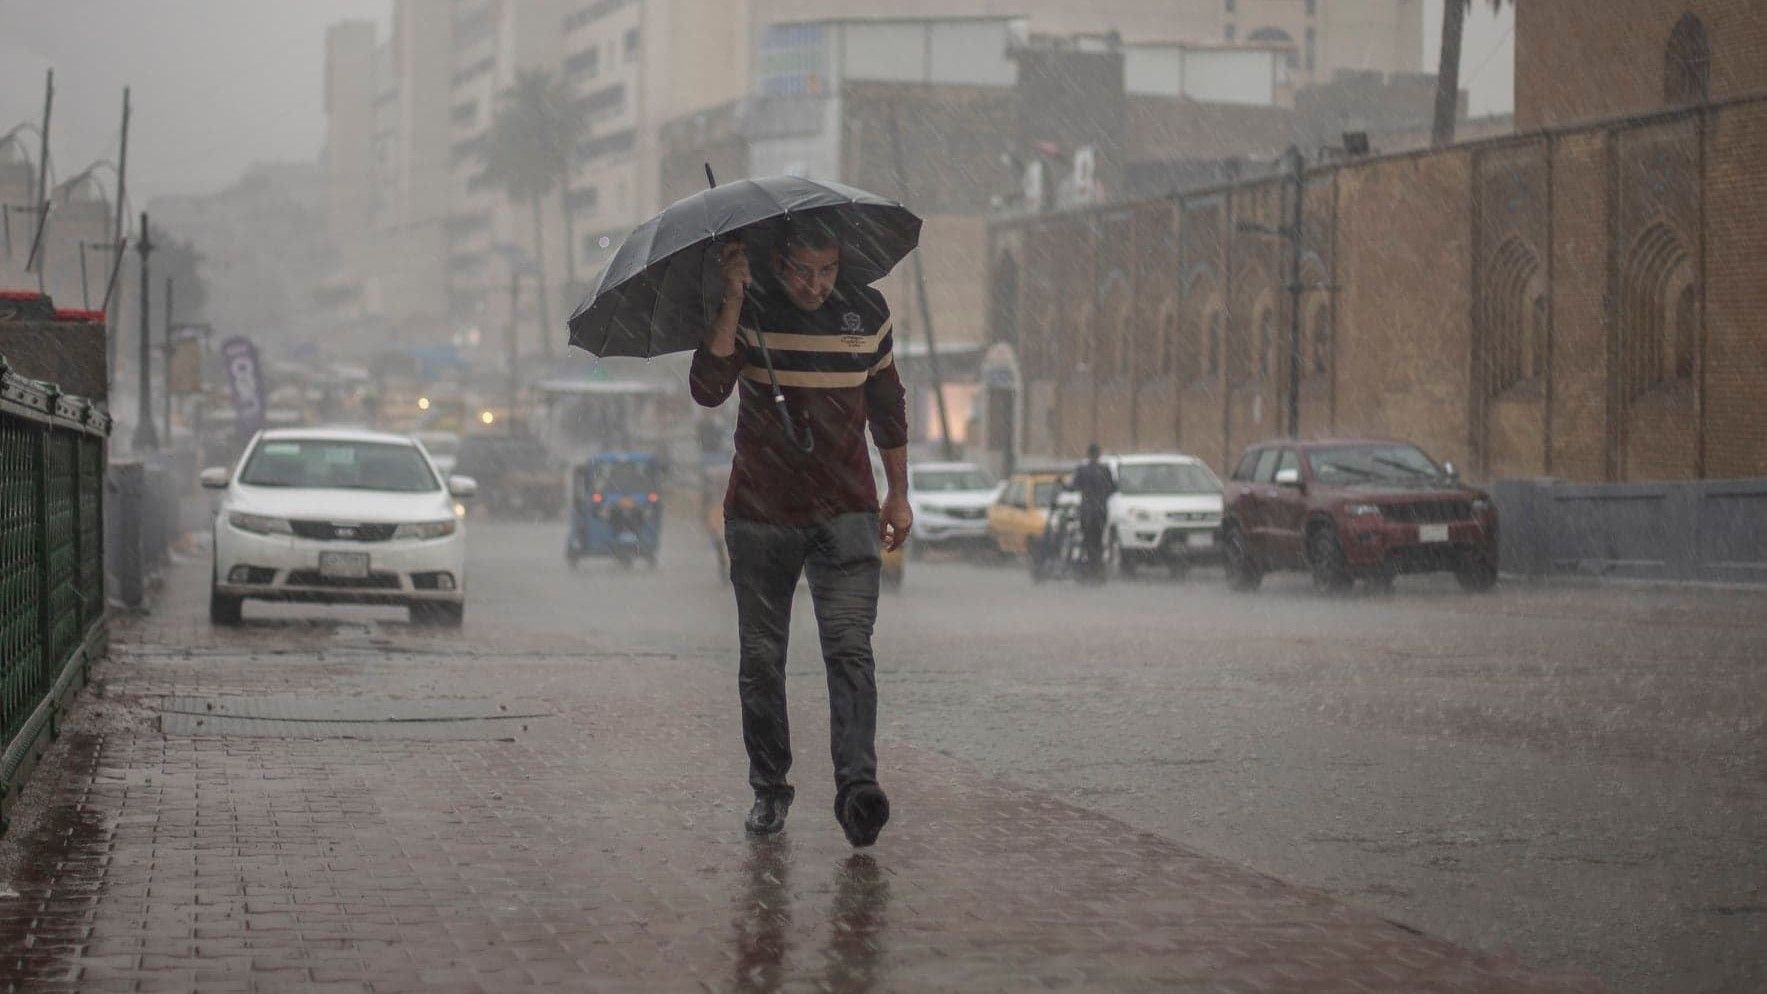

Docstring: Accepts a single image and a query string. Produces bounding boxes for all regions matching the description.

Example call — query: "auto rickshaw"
[567,452,663,568]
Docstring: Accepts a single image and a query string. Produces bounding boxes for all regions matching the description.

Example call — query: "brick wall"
[1517,0,1767,131]
[992,94,1767,483]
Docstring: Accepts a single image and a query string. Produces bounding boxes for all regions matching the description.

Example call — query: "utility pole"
[1284,146,1305,439]
[133,212,158,452]
[886,110,955,460]
[507,271,520,436]
[104,88,132,382]
[25,69,53,292]
[163,276,175,446]
[1235,146,1309,439]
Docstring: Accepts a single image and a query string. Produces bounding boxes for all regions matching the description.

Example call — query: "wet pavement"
[0,517,1760,992]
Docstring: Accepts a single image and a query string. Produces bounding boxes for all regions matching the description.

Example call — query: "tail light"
[647,492,659,503]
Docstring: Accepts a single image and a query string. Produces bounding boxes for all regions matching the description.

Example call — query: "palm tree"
[1432,0,1508,147]
[478,70,588,358]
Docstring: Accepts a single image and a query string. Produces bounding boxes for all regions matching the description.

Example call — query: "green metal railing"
[0,355,109,828]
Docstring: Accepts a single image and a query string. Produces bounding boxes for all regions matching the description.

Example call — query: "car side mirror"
[448,475,479,499]
[1442,461,1460,481]
[199,467,230,490]
[1274,467,1302,488]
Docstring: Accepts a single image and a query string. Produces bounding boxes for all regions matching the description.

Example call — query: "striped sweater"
[691,280,909,527]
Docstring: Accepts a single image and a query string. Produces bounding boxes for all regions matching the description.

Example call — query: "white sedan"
[1105,453,1225,577]
[203,428,475,626]
[906,462,999,556]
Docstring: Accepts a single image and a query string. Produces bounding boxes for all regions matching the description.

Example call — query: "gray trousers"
[725,512,881,802]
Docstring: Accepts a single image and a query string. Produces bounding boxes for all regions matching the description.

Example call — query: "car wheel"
[209,582,243,626]
[1223,525,1262,592]
[1456,552,1498,593]
[1308,525,1354,594]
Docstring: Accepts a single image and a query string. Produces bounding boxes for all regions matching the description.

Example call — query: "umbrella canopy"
[566,175,921,359]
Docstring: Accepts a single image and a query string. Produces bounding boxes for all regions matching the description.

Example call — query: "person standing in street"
[690,216,912,847]
[1069,443,1116,582]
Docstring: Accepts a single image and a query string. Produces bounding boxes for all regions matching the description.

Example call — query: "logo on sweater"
[841,311,863,332]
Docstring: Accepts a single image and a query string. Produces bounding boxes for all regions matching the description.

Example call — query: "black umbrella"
[567,172,921,451]
[566,174,920,357]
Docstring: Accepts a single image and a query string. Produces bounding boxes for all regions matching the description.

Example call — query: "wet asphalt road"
[235,516,1762,993]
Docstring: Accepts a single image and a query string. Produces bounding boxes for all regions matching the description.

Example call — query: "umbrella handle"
[708,162,812,454]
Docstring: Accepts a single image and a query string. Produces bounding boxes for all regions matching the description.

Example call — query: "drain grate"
[157,696,550,740]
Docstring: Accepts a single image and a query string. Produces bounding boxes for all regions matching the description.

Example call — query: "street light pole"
[133,211,158,452]
[163,275,174,446]
[507,270,520,436]
[1284,146,1305,439]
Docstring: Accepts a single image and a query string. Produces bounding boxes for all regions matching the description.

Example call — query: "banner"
[219,336,266,437]
[167,324,208,394]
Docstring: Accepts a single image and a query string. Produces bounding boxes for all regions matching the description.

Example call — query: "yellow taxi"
[987,470,1067,558]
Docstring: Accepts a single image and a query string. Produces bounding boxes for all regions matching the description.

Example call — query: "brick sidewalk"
[0,564,1600,993]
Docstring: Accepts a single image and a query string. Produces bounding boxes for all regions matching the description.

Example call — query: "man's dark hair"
[779,215,841,256]
[1087,443,1102,461]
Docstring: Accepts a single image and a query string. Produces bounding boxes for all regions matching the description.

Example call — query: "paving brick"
[0,561,1603,994]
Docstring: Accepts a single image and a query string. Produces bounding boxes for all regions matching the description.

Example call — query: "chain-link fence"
[0,357,109,832]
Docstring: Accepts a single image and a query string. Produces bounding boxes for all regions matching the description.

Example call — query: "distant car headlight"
[228,511,292,535]
[393,519,458,540]
[1345,503,1382,518]
[1470,498,1492,516]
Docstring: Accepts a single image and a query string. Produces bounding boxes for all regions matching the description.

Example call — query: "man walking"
[690,216,912,847]
[1070,443,1116,581]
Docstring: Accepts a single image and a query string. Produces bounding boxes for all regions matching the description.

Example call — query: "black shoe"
[836,784,890,848]
[744,794,791,836]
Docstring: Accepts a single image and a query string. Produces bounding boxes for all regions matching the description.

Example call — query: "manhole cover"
[157,696,550,740]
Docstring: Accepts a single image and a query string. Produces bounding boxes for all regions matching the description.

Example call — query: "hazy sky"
[0,0,1511,205]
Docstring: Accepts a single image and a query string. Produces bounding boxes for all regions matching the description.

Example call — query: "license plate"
[1418,524,1450,544]
[319,551,370,578]
[1185,531,1215,549]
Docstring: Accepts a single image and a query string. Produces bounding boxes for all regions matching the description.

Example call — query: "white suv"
[1105,453,1224,577]
[204,428,476,626]
[907,462,998,556]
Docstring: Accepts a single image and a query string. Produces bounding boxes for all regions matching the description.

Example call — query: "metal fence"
[0,357,110,831]
[1491,478,1767,585]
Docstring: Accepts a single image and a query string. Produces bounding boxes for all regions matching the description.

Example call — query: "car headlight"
[1345,503,1382,518]
[228,511,292,535]
[1471,498,1492,515]
[393,519,458,540]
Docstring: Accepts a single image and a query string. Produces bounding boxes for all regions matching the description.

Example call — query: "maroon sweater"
[690,281,908,526]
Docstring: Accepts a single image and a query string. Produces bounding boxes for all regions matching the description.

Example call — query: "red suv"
[1220,439,1499,593]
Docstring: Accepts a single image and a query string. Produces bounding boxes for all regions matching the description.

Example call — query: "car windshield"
[1116,463,1220,495]
[913,468,995,492]
[238,439,439,492]
[1307,445,1443,485]
[1032,481,1061,506]
[590,461,657,493]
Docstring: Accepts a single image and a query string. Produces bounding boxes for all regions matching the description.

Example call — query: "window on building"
[1224,0,1236,12]
[624,27,641,62]
[1205,310,1223,376]
[1673,284,1696,380]
[565,47,600,80]
[1305,0,1317,16]
[1225,23,1236,42]
[1257,308,1275,380]
[1305,27,1316,71]
[1664,14,1712,106]
[1309,302,1330,375]
[1619,223,1693,400]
